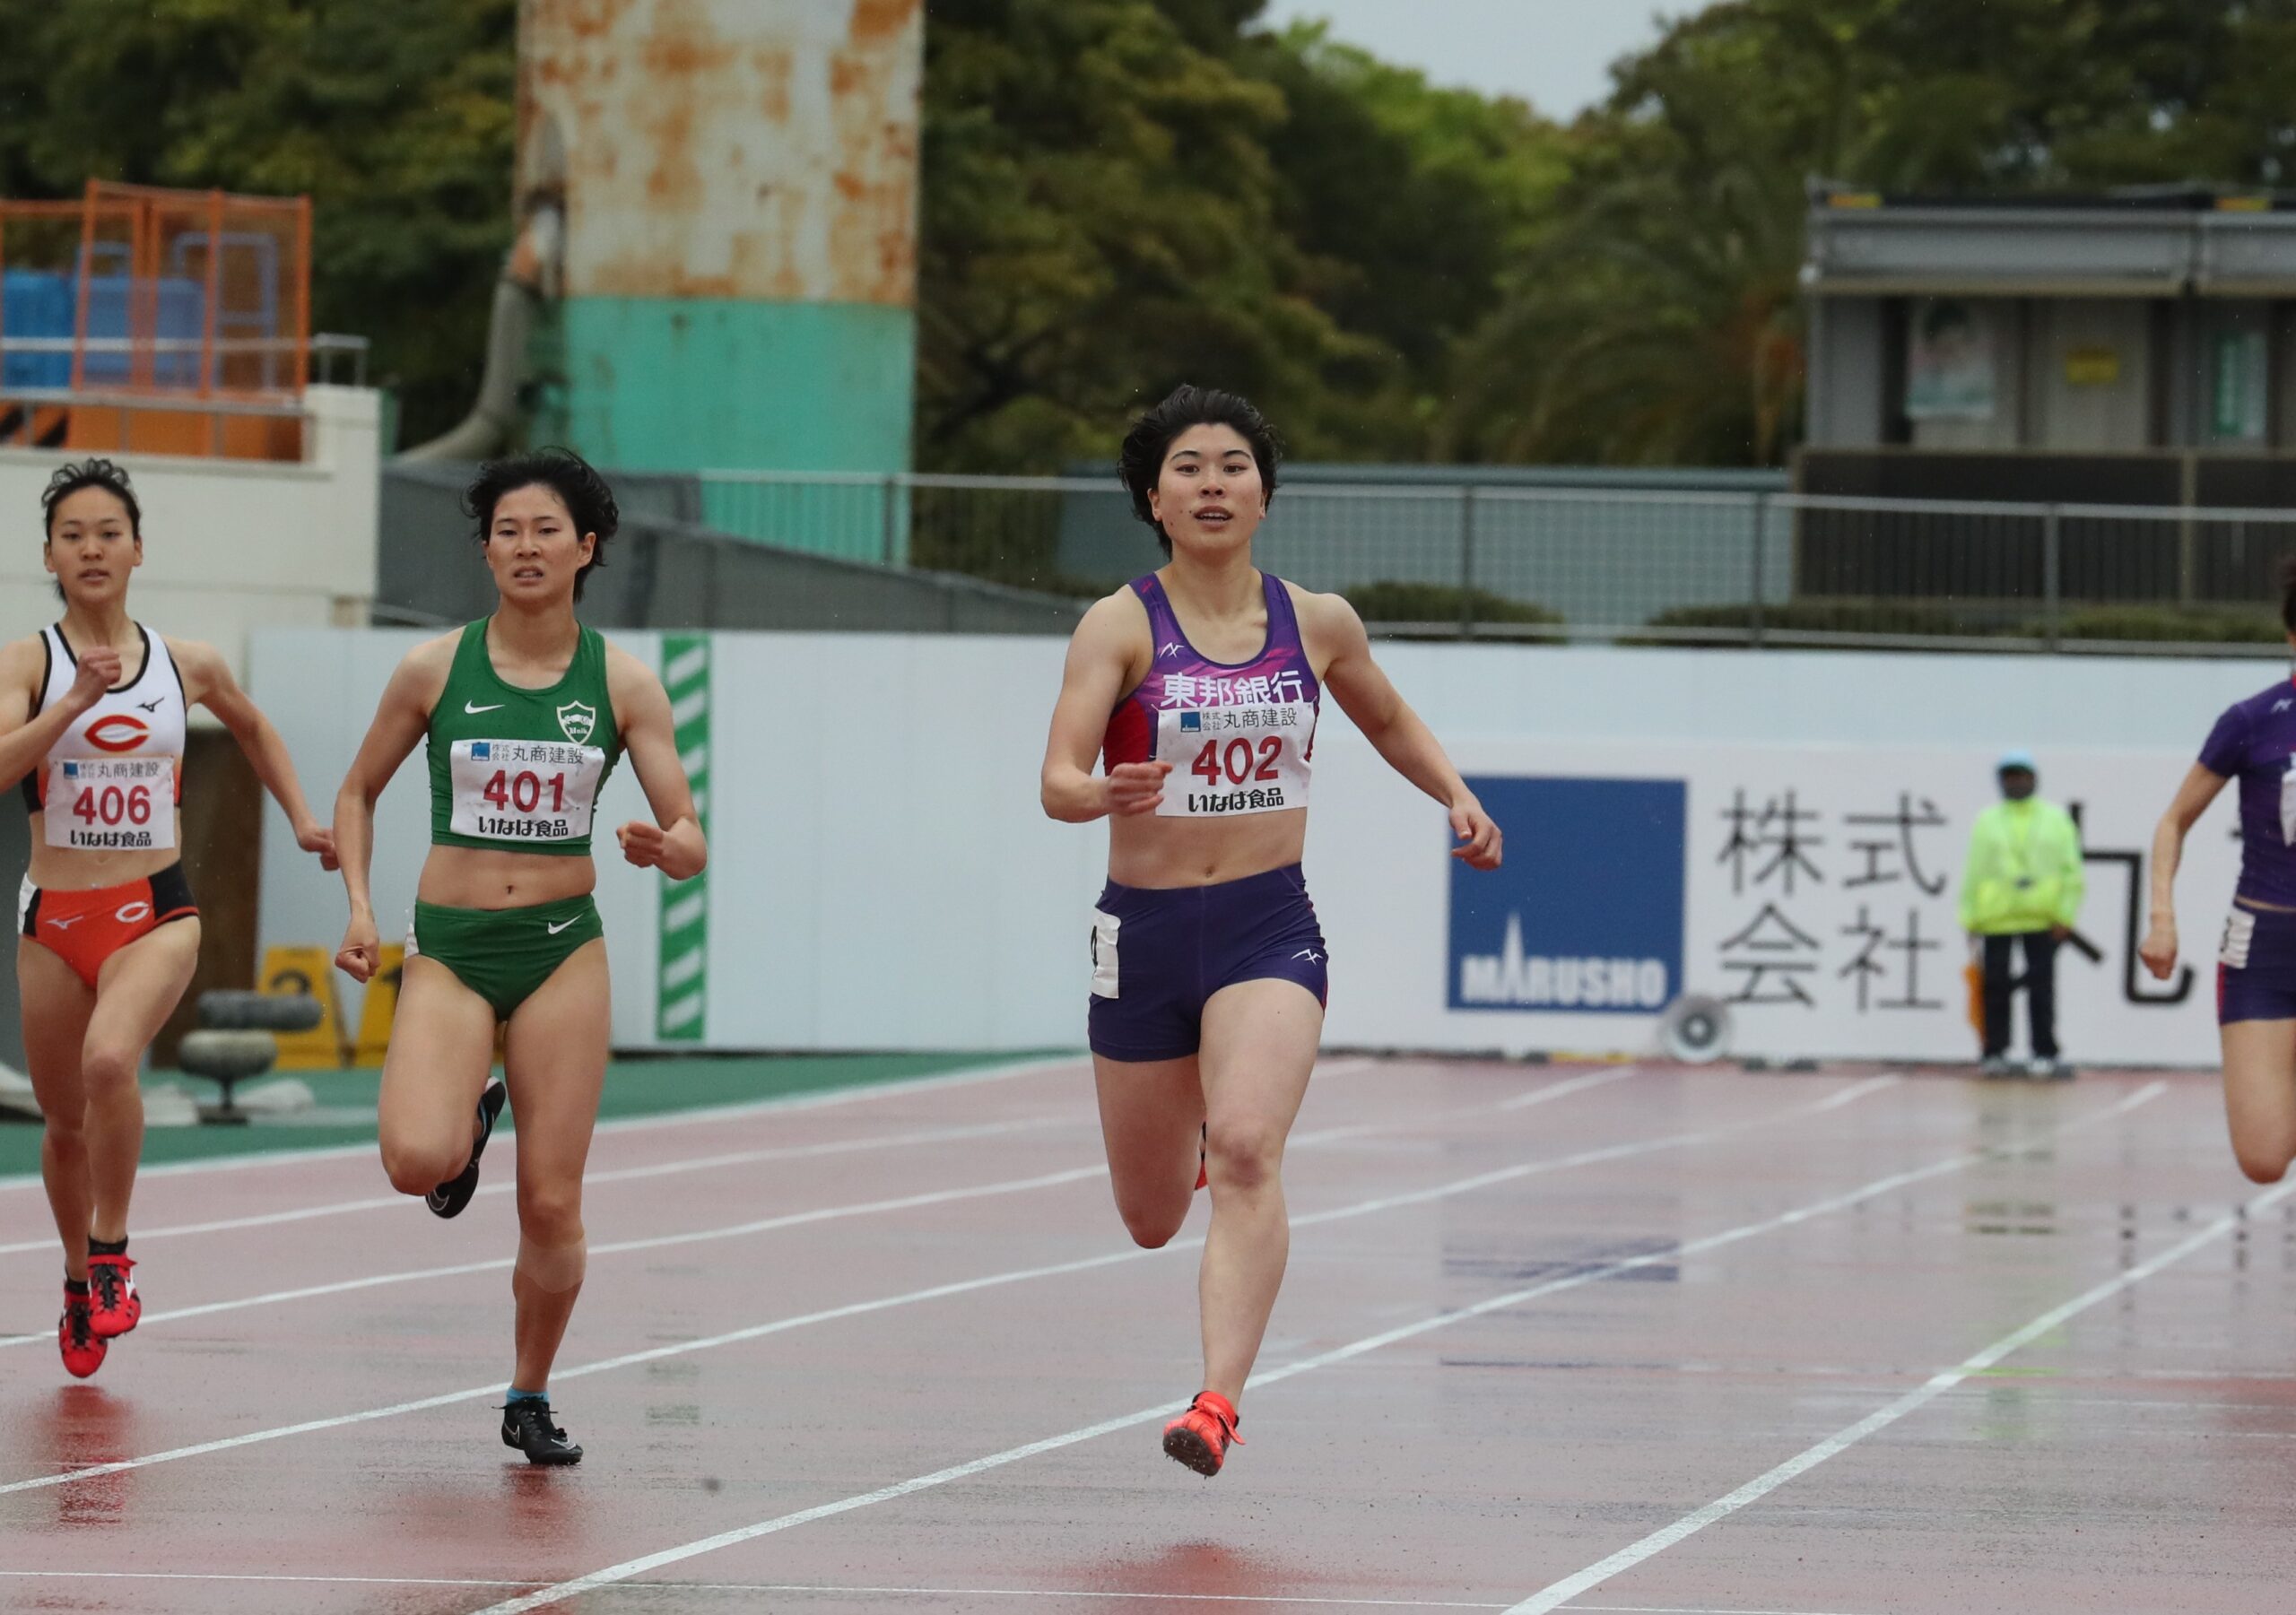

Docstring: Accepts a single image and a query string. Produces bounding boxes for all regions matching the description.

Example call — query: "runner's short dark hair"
[1118,386,1282,556]
[465,448,618,601]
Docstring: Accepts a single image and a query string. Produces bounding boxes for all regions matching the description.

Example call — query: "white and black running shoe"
[501,1400,582,1465]
[427,1079,508,1219]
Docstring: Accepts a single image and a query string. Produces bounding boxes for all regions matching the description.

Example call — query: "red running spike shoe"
[86,1255,140,1339]
[1161,1391,1243,1477]
[59,1289,106,1378]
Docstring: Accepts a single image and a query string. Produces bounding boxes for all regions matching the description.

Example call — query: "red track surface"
[1,1057,2292,1614]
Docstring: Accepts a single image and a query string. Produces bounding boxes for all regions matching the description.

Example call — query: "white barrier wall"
[254,632,2281,1064]
[0,387,380,682]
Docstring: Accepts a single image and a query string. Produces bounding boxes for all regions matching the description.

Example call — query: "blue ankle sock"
[506,1387,548,1407]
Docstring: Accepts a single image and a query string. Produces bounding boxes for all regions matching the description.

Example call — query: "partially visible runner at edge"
[0,459,337,1379]
[332,449,706,1466]
[1039,386,1503,1477]
[2144,553,2296,1186]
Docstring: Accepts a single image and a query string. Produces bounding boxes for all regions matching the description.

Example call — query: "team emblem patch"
[556,701,597,745]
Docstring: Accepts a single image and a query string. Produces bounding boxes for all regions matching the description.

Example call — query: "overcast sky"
[1257,1,1710,119]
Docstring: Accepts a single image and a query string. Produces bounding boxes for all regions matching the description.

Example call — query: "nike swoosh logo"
[465,701,504,715]
[546,917,578,934]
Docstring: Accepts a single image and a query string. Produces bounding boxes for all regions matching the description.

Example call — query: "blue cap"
[1996,748,2038,774]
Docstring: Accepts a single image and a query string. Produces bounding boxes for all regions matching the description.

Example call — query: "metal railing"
[690,470,2296,654]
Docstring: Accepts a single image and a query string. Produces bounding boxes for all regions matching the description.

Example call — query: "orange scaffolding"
[0,180,313,461]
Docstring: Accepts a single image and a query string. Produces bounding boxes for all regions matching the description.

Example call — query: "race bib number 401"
[46,756,173,850]
[1152,705,1313,817]
[448,738,605,845]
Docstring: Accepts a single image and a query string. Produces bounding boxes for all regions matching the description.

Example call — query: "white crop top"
[22,623,188,852]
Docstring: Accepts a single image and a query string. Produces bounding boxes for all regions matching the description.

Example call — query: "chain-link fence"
[691,469,2296,655]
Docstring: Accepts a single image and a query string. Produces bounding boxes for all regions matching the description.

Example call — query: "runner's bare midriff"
[1106,807,1306,890]
[416,843,596,910]
[24,816,185,892]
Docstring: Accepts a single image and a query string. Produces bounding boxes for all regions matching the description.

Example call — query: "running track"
[0,1055,2292,1613]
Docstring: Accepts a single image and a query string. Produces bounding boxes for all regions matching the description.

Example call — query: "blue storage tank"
[2,270,73,389]
[3,267,210,390]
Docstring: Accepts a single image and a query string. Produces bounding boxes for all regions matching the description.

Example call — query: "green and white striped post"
[657,635,710,1041]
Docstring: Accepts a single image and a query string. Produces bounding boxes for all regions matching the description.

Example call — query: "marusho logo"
[1448,776,1685,1015]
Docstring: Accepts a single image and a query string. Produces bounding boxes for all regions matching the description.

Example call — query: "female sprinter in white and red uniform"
[0,459,335,1378]
[1040,386,1502,1476]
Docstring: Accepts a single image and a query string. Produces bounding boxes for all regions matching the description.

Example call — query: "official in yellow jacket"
[1960,749,2085,1077]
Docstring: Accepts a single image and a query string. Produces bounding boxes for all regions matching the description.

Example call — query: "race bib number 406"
[1152,705,1313,817]
[46,756,173,850]
[448,738,605,845]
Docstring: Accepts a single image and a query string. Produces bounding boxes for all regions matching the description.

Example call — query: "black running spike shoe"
[501,1401,583,1465]
[427,1078,508,1219]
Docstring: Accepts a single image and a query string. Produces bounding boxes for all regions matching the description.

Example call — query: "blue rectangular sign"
[1448,776,1687,1014]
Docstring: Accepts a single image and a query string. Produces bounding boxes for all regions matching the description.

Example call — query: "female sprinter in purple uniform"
[0,459,335,1377]
[2143,559,2296,1184]
[1040,386,1502,1476]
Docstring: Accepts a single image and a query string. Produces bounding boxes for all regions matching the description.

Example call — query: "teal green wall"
[553,297,914,474]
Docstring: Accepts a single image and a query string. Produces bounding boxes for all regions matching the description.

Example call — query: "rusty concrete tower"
[518,0,921,475]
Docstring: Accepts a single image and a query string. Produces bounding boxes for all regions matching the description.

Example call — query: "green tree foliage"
[916,2,1563,469]
[5,1,2295,472]
[1444,0,2296,467]
[0,0,516,446]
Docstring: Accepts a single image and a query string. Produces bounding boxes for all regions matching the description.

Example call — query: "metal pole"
[881,473,900,568]
[2179,452,2199,608]
[2042,503,2062,652]
[1457,485,1477,641]
[1749,492,1770,648]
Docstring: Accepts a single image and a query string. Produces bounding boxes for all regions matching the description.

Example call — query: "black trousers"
[1980,931,2058,1059]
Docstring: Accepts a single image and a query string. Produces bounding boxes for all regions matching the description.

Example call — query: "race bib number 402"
[448,738,605,845]
[46,756,173,850]
[1152,705,1313,817]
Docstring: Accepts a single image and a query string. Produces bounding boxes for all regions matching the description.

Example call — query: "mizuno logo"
[1294,949,1322,963]
[2276,699,2292,714]
[135,697,163,712]
[1160,642,1184,656]
[546,916,578,934]
[465,701,504,715]
[45,915,83,930]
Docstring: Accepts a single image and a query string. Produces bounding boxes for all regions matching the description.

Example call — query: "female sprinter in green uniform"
[333,449,705,1464]
[1,458,335,1378]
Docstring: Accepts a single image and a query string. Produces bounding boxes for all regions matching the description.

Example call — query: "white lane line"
[1295,1068,1639,1148]
[0,1055,1382,1254]
[0,1116,1074,1257]
[1497,1068,1642,1110]
[0,1053,1091,1192]
[0,1165,1114,1350]
[1290,1077,1904,1233]
[0,1072,1888,1496]
[1506,1129,2256,1613]
[1800,1074,1903,1111]
[1566,1607,1872,1614]
[0,1572,1507,1609]
[0,1060,1571,1337]
[460,1080,2103,1615]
